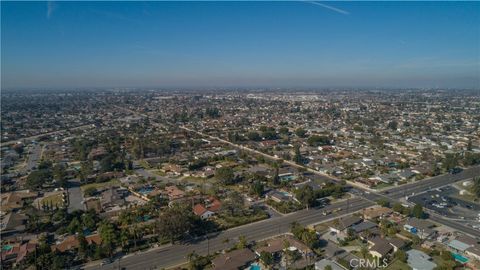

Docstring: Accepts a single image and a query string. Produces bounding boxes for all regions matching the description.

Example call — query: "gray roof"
[448,239,471,252]
[337,216,362,230]
[371,242,393,257]
[407,249,437,270]
[314,259,345,270]
[351,221,377,233]
[405,217,435,229]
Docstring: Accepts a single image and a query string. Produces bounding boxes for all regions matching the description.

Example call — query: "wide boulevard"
[86,165,480,270]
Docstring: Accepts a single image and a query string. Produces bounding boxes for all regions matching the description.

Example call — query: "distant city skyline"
[1,1,479,89]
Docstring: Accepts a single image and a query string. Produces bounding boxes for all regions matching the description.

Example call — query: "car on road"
[449,167,463,174]
[100,259,113,266]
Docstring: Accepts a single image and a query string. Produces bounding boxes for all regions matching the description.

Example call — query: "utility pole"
[207,234,210,256]
[347,197,350,213]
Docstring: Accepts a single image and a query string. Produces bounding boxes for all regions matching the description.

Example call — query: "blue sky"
[1,1,479,89]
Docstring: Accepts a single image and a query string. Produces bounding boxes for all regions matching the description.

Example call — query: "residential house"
[84,197,102,213]
[211,248,256,270]
[329,216,362,234]
[368,237,393,258]
[350,220,377,234]
[362,206,392,220]
[193,197,221,219]
[1,191,37,212]
[51,234,102,253]
[389,238,407,252]
[101,187,126,210]
[165,186,185,201]
[0,213,28,236]
[266,190,293,203]
[314,259,345,270]
[403,217,436,239]
[255,238,284,256]
[1,242,36,266]
[406,249,437,270]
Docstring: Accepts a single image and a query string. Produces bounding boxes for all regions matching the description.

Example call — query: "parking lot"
[408,185,480,228]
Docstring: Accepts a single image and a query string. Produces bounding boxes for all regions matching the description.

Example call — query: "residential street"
[67,179,85,213]
[85,164,480,270]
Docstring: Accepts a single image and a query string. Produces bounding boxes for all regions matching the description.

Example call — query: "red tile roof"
[193,204,208,216]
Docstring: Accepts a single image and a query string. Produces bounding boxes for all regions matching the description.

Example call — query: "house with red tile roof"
[193,197,222,219]
[165,186,185,201]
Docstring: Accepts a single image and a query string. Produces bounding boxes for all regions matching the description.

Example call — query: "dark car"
[449,167,463,174]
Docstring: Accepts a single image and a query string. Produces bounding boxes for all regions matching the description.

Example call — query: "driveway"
[67,179,85,213]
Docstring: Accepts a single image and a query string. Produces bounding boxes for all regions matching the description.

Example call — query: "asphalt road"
[68,179,86,213]
[84,106,480,269]
[0,124,94,147]
[22,143,42,174]
[360,166,480,238]
[85,198,372,270]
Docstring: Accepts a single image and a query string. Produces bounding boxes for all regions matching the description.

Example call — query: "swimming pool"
[249,263,261,270]
[452,253,469,263]
[138,187,153,195]
[279,175,296,181]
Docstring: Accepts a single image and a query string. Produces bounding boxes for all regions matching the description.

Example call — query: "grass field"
[41,192,65,206]
[385,259,411,270]
[80,179,120,192]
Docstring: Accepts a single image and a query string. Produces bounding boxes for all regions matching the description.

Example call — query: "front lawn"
[80,179,120,193]
[216,209,269,229]
[266,199,303,214]
[40,192,65,207]
[386,259,411,270]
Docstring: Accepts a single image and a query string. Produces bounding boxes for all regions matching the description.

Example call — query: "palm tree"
[120,229,130,249]
[360,244,369,259]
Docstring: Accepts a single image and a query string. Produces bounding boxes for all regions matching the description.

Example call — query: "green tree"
[260,251,274,266]
[360,245,369,259]
[443,153,459,171]
[472,177,480,198]
[295,185,315,208]
[237,235,247,249]
[376,198,390,208]
[79,160,93,181]
[251,180,264,197]
[395,250,407,262]
[157,204,192,243]
[247,131,261,141]
[223,191,244,216]
[26,169,53,190]
[272,167,280,186]
[187,251,211,270]
[215,167,236,185]
[307,135,331,146]
[83,186,97,197]
[293,145,303,164]
[411,203,424,219]
[392,203,405,213]
[53,163,68,188]
[279,127,289,135]
[67,217,82,234]
[77,232,88,259]
[388,120,398,130]
[295,128,307,138]
[99,221,117,257]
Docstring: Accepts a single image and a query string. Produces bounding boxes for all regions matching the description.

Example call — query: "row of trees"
[295,183,345,208]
